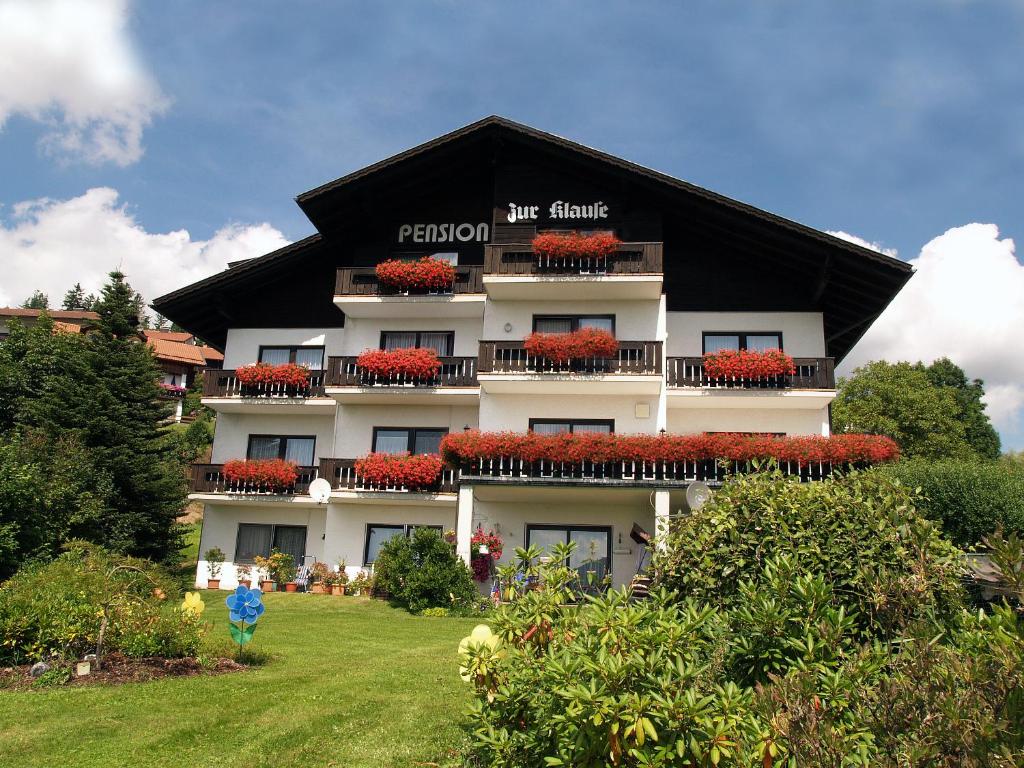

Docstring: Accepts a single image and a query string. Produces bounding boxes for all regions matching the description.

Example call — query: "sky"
[0,0,1022,448]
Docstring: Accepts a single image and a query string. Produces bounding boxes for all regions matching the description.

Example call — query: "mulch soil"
[0,652,245,691]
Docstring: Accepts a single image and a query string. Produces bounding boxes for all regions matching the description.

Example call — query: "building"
[0,308,99,339]
[153,116,912,590]
[143,329,224,421]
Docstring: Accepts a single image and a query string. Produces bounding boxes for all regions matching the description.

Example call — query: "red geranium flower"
[353,452,443,491]
[355,347,442,380]
[703,349,796,379]
[375,257,456,291]
[524,328,619,364]
[223,459,300,491]
[532,232,621,260]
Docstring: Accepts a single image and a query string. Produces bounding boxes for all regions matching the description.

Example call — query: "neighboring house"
[0,308,99,339]
[143,330,224,422]
[153,116,912,590]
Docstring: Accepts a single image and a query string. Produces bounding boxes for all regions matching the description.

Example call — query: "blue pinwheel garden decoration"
[225,585,265,657]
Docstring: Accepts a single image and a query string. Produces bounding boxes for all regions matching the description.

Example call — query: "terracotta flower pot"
[310,583,325,594]
[284,582,298,593]
[260,580,275,592]
[331,584,345,596]
[207,579,221,590]
[238,580,252,589]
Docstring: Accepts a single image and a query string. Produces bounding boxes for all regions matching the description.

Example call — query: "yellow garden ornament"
[458,624,502,683]
[181,591,206,615]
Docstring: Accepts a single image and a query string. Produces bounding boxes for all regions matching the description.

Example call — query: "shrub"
[0,543,205,665]
[654,469,965,639]
[375,257,456,291]
[874,458,1024,547]
[373,528,477,613]
[703,348,796,378]
[523,327,619,363]
[353,453,443,490]
[355,347,442,380]
[222,458,299,490]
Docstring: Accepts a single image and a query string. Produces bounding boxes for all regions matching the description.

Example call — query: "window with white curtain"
[529,420,614,434]
[702,333,782,353]
[258,346,325,370]
[380,331,454,356]
[363,524,444,564]
[533,315,614,334]
[246,435,315,465]
[372,427,448,455]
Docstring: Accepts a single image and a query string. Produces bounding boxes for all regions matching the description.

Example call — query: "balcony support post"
[456,485,474,565]
[654,490,670,552]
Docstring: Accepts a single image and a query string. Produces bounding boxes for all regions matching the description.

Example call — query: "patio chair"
[294,555,315,592]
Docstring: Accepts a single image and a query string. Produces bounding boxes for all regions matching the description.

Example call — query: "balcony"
[482,242,663,300]
[199,369,335,414]
[477,340,663,395]
[323,355,480,404]
[318,458,459,503]
[665,357,836,410]
[188,463,320,504]
[333,265,485,318]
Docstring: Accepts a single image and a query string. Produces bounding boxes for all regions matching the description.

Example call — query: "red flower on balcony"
[702,349,796,379]
[355,347,442,380]
[235,362,311,391]
[353,452,444,491]
[440,430,899,467]
[532,232,621,260]
[524,328,619,364]
[223,459,299,491]
[375,257,456,292]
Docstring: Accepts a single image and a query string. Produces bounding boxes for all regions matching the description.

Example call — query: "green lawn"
[0,595,480,768]
[179,521,202,563]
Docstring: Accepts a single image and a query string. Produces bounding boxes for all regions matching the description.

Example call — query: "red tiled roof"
[148,337,208,366]
[0,308,99,321]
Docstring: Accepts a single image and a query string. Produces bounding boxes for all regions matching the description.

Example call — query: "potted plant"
[204,547,225,589]
[236,562,252,588]
[253,555,276,591]
[269,549,298,592]
[309,561,329,594]
[331,559,349,595]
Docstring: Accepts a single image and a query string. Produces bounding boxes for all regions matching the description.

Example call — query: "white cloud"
[0,187,290,311]
[843,223,1024,438]
[826,230,899,258]
[0,0,168,165]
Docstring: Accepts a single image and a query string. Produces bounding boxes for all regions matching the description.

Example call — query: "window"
[372,427,448,455]
[533,315,615,334]
[529,419,614,434]
[702,332,783,353]
[246,435,316,466]
[380,331,454,356]
[363,523,443,564]
[235,523,308,565]
[526,525,612,588]
[258,345,325,370]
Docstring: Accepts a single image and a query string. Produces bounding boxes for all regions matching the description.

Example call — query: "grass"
[179,521,202,563]
[0,595,481,768]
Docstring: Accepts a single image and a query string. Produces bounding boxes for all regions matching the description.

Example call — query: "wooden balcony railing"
[325,356,478,388]
[318,458,460,494]
[202,368,327,398]
[484,242,663,276]
[189,464,319,494]
[460,457,842,486]
[478,341,663,375]
[666,357,836,389]
[335,265,484,296]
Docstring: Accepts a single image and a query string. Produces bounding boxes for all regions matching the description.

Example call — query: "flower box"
[353,453,444,491]
[375,257,456,293]
[523,328,619,364]
[159,382,187,397]
[355,347,442,382]
[702,349,796,379]
[440,431,900,468]
[235,363,312,395]
[532,232,621,260]
[222,459,300,492]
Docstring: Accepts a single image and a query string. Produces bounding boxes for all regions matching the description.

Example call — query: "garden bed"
[0,652,246,691]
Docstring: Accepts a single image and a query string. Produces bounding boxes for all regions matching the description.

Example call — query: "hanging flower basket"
[524,328,619,364]
[222,459,300,492]
[235,363,311,394]
[532,232,621,260]
[375,257,456,293]
[702,349,796,379]
[353,453,444,491]
[469,526,503,582]
[355,347,442,381]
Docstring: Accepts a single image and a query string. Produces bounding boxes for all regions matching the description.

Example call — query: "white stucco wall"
[479,392,658,433]
[667,407,830,436]
[339,317,483,357]
[664,312,825,357]
[222,328,347,368]
[332,404,479,456]
[481,298,664,341]
[211,413,336,463]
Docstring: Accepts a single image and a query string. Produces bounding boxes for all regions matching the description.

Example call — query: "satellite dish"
[308,478,332,504]
[685,481,713,511]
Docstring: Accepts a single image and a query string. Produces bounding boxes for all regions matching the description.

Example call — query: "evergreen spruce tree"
[20,290,49,310]
[61,283,90,311]
[26,271,186,562]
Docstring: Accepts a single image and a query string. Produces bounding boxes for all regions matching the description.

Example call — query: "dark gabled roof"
[296,115,911,275]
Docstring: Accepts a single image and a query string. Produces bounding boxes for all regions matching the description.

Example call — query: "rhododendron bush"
[222,459,300,490]
[441,430,899,467]
[703,348,796,379]
[235,362,311,390]
[531,231,622,260]
[375,257,456,291]
[355,347,442,380]
[523,328,619,363]
[353,453,443,490]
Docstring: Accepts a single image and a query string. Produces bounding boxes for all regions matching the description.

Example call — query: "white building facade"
[153,117,911,591]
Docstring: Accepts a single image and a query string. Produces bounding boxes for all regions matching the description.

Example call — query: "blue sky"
[1,0,1022,447]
